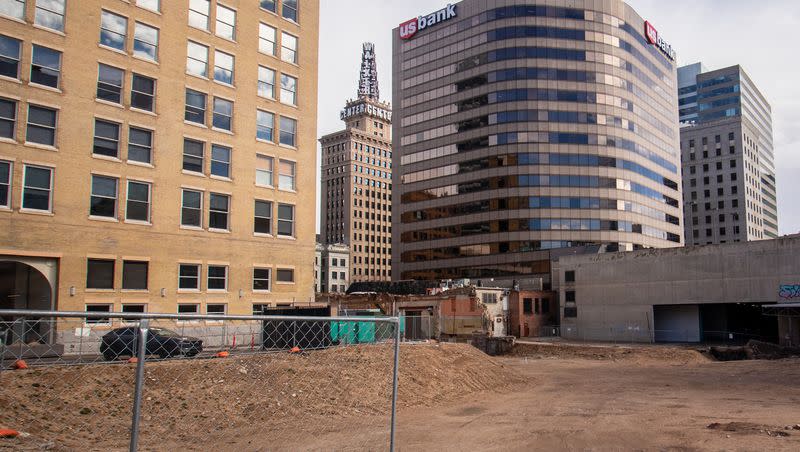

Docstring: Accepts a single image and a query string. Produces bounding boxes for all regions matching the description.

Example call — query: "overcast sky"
[316,0,800,236]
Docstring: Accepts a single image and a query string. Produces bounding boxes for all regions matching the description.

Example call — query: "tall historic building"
[678,64,777,244]
[0,0,320,321]
[320,43,393,283]
[392,0,684,282]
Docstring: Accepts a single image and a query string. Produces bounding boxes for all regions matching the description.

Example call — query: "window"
[207,304,226,315]
[207,265,227,290]
[131,74,155,111]
[213,50,234,85]
[279,116,296,146]
[258,23,276,55]
[87,259,115,289]
[0,98,15,139]
[188,0,209,30]
[277,203,294,237]
[133,22,159,61]
[282,0,298,22]
[254,199,272,234]
[260,0,275,12]
[565,291,576,302]
[210,144,230,178]
[97,64,124,103]
[212,97,232,130]
[278,159,295,190]
[122,260,148,290]
[0,35,21,79]
[0,0,25,19]
[182,139,204,173]
[215,4,236,40]
[126,180,150,222]
[0,161,10,207]
[256,110,274,141]
[730,160,737,168]
[209,193,229,230]
[185,89,206,124]
[256,154,273,186]
[22,165,52,211]
[178,303,200,316]
[280,74,297,105]
[276,268,294,283]
[253,268,271,291]
[90,175,118,218]
[30,44,61,88]
[85,305,112,325]
[100,10,128,51]
[186,41,208,77]
[136,0,159,12]
[178,264,200,289]
[35,0,66,32]
[281,33,298,63]
[181,189,202,227]
[257,66,275,98]
[93,119,120,158]
[565,270,575,282]
[542,299,550,314]
[128,127,152,164]
[122,304,146,313]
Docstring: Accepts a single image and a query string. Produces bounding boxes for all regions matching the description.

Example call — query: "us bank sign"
[399,4,458,40]
[644,20,677,61]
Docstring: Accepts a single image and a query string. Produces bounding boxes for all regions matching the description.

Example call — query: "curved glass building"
[392,0,683,282]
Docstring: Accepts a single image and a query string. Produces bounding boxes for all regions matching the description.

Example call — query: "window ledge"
[255,183,275,190]
[212,80,235,89]
[127,160,154,168]
[0,15,26,26]
[28,83,64,94]
[130,107,157,116]
[184,120,208,129]
[85,289,115,293]
[124,219,152,226]
[211,127,234,135]
[209,175,233,182]
[254,233,273,238]
[207,290,228,294]
[32,23,66,37]
[121,289,149,294]
[179,225,204,231]
[277,188,297,194]
[19,208,54,216]
[0,206,12,212]
[256,137,275,145]
[0,75,22,84]
[0,137,17,145]
[276,235,296,241]
[278,143,297,150]
[177,289,201,294]
[99,44,128,56]
[275,281,296,285]
[258,94,275,101]
[131,54,159,66]
[23,142,58,152]
[92,154,122,163]
[95,99,125,109]
[186,73,210,82]
[208,228,231,234]
[181,170,206,178]
[279,101,298,109]
[89,215,120,223]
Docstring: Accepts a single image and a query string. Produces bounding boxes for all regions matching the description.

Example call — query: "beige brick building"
[0,0,320,324]
[319,43,392,284]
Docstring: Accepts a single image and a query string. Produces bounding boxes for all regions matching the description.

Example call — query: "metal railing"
[0,310,401,451]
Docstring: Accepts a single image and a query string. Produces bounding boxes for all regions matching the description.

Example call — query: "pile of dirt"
[510,342,709,365]
[709,340,800,361]
[707,422,799,438]
[0,343,520,450]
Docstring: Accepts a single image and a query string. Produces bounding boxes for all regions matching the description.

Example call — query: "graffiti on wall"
[779,285,800,299]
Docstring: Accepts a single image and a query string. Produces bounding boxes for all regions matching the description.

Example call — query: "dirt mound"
[510,342,709,365]
[707,422,797,438]
[0,343,519,450]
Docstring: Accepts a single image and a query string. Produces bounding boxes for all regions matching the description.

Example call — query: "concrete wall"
[557,236,800,342]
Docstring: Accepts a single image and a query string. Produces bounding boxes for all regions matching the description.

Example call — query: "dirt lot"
[2,342,800,451]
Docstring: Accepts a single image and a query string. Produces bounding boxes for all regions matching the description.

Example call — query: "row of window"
[85,258,293,292]
[0,36,61,89]
[0,162,296,236]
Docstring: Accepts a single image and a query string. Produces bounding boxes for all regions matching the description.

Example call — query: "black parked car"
[100,327,203,361]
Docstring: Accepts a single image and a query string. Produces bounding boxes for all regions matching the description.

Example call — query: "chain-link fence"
[522,325,774,345]
[0,310,401,451]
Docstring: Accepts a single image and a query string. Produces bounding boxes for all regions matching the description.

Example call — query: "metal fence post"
[130,318,149,452]
[389,318,401,452]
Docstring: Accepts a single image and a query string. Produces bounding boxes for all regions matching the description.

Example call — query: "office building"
[392,0,683,282]
[315,241,350,294]
[0,0,320,323]
[678,64,777,243]
[319,43,393,283]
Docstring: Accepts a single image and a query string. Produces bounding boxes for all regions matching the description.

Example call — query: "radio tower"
[357,42,380,101]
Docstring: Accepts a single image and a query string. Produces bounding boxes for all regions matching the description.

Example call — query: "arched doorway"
[0,261,54,346]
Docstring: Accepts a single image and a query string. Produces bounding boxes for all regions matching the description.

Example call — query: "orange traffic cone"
[128,357,138,364]
[216,351,230,358]
[290,346,301,353]
[13,360,28,370]
[0,429,20,438]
